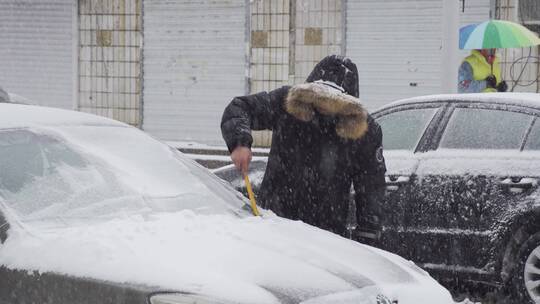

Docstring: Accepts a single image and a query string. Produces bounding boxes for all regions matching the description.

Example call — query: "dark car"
[214,92,540,303]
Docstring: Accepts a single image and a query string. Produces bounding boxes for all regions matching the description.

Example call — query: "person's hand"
[485,75,497,88]
[231,146,252,175]
[497,80,508,92]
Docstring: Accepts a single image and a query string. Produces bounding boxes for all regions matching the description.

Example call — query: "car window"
[0,128,250,224]
[439,107,532,150]
[524,119,540,150]
[376,107,437,150]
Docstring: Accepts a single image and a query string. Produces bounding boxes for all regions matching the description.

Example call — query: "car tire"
[510,231,540,304]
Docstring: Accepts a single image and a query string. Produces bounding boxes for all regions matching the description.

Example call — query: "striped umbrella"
[459,20,540,49]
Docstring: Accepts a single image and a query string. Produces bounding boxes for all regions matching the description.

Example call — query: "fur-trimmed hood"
[285,82,368,140]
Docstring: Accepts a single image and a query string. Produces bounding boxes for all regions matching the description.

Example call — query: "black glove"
[485,75,497,89]
[497,80,508,92]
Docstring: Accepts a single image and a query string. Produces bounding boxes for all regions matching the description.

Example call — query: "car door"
[413,102,540,277]
[372,103,447,258]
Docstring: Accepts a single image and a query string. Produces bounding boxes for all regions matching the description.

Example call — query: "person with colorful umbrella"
[458,20,540,93]
[458,48,507,93]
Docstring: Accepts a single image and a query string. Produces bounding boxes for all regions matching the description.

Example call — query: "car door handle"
[499,177,538,193]
[385,175,410,191]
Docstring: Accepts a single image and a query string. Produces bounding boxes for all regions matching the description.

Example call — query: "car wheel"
[511,232,540,304]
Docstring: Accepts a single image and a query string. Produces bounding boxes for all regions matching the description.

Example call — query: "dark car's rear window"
[440,108,533,150]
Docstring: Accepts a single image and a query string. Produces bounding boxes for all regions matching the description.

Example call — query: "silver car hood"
[0,212,453,304]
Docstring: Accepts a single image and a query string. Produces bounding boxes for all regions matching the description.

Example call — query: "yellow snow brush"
[244,174,260,216]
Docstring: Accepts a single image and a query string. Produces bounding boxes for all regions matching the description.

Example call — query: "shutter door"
[0,0,75,109]
[346,0,491,110]
[346,0,444,110]
[143,0,247,144]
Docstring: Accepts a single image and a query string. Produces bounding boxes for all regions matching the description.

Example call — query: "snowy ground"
[454,290,517,303]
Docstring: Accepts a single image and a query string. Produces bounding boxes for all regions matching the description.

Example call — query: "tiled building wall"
[293,0,343,84]
[78,0,142,126]
[496,0,540,93]
[250,0,290,93]
[250,0,291,146]
[250,0,344,146]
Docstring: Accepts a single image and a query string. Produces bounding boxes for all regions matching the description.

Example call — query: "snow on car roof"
[0,103,126,129]
[379,93,540,111]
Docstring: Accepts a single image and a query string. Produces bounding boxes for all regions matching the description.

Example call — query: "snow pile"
[416,149,540,176]
[383,148,540,177]
[382,150,420,175]
[230,169,266,189]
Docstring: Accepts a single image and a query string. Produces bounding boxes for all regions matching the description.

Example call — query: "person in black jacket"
[221,55,386,240]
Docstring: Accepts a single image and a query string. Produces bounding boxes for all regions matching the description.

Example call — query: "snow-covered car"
[0,103,454,304]
[213,93,540,303]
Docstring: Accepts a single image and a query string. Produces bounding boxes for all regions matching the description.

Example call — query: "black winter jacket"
[221,55,386,236]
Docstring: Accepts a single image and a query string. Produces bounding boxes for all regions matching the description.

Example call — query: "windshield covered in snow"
[0,126,250,224]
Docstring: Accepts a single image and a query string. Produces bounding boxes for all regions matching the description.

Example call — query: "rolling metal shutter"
[346,0,444,110]
[142,0,247,144]
[346,0,490,110]
[0,0,76,109]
